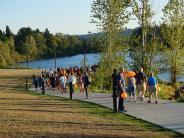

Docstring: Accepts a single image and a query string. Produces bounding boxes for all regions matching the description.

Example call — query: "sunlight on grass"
[0,69,183,137]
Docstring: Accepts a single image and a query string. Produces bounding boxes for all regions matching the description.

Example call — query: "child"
[127,76,136,102]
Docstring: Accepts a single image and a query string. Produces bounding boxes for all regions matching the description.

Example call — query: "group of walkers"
[33,65,159,113]
[33,66,96,99]
[112,67,159,113]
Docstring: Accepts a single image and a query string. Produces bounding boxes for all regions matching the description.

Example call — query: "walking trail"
[30,88,184,134]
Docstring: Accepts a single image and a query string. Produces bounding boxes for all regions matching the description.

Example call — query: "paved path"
[30,88,184,134]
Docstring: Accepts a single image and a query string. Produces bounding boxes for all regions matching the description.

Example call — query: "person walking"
[82,72,91,99]
[136,67,147,101]
[127,76,136,102]
[117,67,127,113]
[147,72,158,104]
[34,76,38,91]
[39,74,45,94]
[112,69,118,113]
[68,71,76,100]
[78,73,85,93]
[50,74,56,91]
[59,73,67,94]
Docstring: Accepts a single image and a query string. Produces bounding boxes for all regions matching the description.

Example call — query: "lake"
[17,54,100,69]
[17,53,184,82]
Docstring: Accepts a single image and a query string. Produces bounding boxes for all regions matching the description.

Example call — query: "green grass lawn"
[0,69,183,137]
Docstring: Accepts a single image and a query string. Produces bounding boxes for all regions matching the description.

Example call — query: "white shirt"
[48,70,53,77]
[59,76,67,84]
[68,75,76,84]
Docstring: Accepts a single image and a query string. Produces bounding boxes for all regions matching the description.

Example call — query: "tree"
[91,0,131,90]
[5,26,12,38]
[129,25,163,74]
[44,28,51,39]
[0,30,2,40]
[131,0,155,73]
[15,27,37,59]
[32,31,47,57]
[161,0,184,84]
[0,41,14,66]
[0,41,6,66]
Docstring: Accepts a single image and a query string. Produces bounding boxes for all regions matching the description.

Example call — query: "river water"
[17,53,184,82]
[17,54,100,69]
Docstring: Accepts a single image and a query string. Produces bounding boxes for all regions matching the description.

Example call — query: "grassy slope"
[0,69,183,138]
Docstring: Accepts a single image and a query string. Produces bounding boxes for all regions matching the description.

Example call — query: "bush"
[174,85,184,101]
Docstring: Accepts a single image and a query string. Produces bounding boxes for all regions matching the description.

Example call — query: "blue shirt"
[147,76,157,86]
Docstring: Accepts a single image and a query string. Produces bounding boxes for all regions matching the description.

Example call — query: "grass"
[0,69,41,78]
[158,83,176,99]
[0,69,183,137]
[91,81,181,101]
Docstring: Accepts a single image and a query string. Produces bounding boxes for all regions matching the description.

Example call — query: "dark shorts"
[148,86,157,94]
[127,86,136,96]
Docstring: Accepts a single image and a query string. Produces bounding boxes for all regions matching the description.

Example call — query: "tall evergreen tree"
[44,28,51,39]
[5,26,12,38]
[0,30,2,40]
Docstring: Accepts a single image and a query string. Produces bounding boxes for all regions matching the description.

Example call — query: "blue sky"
[0,0,169,35]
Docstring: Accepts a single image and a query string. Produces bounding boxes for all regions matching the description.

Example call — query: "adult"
[147,72,158,104]
[117,67,127,113]
[68,71,76,100]
[48,68,53,78]
[82,72,91,99]
[136,67,147,101]
[34,75,38,91]
[112,69,118,112]
[32,74,36,85]
[39,75,45,94]
[59,74,67,94]
[78,73,84,93]
[50,74,56,91]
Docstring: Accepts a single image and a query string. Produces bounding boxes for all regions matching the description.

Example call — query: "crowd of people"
[32,65,159,113]
[32,65,97,99]
[112,67,159,113]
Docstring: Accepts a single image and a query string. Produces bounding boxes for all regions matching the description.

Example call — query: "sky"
[0,0,169,35]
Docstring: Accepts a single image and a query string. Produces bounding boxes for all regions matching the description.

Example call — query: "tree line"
[0,0,183,86]
[0,26,101,67]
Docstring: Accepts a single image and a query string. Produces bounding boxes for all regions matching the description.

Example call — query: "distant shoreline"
[16,52,99,64]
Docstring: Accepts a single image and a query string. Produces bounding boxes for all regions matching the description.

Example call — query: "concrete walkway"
[31,88,184,134]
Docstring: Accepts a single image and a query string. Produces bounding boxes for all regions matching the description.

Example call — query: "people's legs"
[128,87,131,101]
[118,94,125,111]
[84,85,88,99]
[129,87,134,101]
[63,83,66,94]
[132,87,136,101]
[140,83,145,100]
[113,87,117,112]
[154,91,158,102]
[35,83,38,91]
[148,90,151,102]
[137,84,142,99]
[154,87,158,103]
[81,84,85,93]
[69,82,73,100]
[148,86,153,103]
[60,83,62,93]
